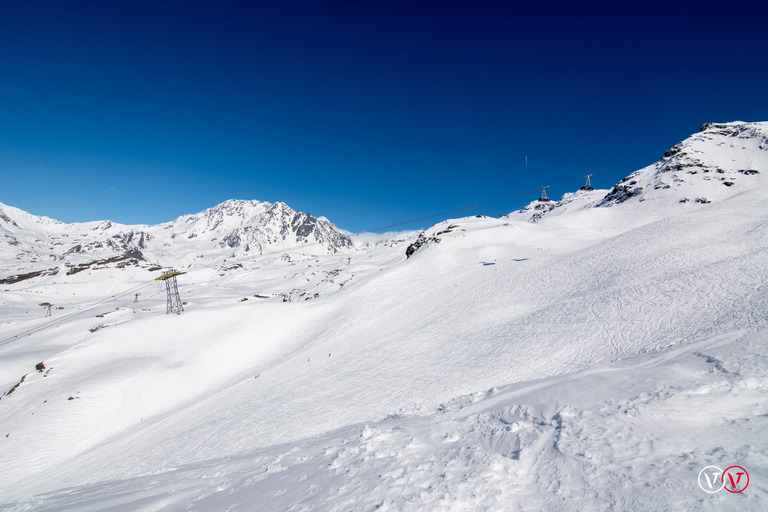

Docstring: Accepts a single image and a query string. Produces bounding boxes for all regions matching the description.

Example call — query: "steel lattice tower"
[155,271,185,315]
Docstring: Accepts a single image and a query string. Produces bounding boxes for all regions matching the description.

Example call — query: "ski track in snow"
[3,331,765,512]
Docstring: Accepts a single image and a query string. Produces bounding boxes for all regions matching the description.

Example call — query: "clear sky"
[1,1,765,232]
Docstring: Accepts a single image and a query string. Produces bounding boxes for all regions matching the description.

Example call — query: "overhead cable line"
[366,148,666,232]
[178,146,668,270]
[0,146,669,343]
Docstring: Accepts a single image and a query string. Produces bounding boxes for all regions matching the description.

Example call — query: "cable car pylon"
[581,174,594,191]
[155,270,186,315]
[538,186,552,202]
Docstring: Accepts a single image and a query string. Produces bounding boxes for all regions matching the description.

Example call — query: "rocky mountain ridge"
[0,199,353,282]
[508,120,767,224]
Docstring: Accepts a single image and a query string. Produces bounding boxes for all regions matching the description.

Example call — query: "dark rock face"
[124,247,144,260]
[71,230,151,258]
[0,210,19,227]
[405,234,426,258]
[598,183,643,206]
[222,232,241,248]
[406,232,441,258]
[293,215,317,239]
[596,172,644,207]
[0,268,60,285]
[699,122,768,150]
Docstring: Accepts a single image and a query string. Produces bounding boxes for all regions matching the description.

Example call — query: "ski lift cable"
[0,146,669,344]
[171,146,670,275]
[15,145,672,295]
[366,148,666,232]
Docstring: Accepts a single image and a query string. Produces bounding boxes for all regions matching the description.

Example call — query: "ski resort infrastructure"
[0,121,767,510]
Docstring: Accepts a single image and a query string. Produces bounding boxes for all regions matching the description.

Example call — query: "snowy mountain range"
[0,199,353,285]
[1,121,766,511]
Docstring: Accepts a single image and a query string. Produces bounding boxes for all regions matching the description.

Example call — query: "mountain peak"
[163,199,352,260]
[504,121,767,224]
[698,120,768,139]
[597,121,766,208]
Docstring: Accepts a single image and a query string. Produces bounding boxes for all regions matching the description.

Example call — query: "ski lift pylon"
[538,186,551,202]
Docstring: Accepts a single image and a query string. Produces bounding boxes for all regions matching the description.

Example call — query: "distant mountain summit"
[0,199,352,281]
[156,199,352,259]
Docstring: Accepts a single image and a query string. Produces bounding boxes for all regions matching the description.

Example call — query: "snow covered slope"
[0,121,767,511]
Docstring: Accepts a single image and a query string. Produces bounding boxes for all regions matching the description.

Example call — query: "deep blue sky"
[1,1,765,232]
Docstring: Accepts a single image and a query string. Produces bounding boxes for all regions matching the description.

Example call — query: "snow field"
[5,329,764,511]
[1,121,767,509]
[3,185,766,506]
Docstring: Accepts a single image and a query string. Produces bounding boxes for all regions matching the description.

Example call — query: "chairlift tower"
[581,174,594,191]
[40,302,53,317]
[155,270,186,315]
[538,186,552,202]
